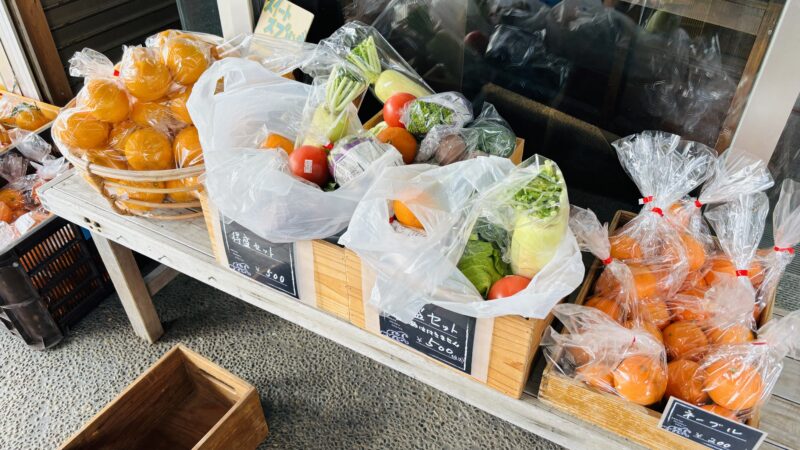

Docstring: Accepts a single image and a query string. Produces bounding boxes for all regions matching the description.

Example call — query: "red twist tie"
[601,257,612,265]
[752,341,767,346]
[735,269,749,277]
[322,142,334,151]
[112,69,120,77]
[774,246,795,254]
[388,216,395,224]
[651,207,664,217]
[694,199,703,208]
[638,196,654,205]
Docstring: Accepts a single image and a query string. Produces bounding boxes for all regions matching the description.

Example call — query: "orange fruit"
[393,199,423,230]
[681,234,706,272]
[683,270,709,290]
[701,404,740,422]
[595,264,658,300]
[609,234,642,260]
[54,111,110,150]
[0,201,13,223]
[0,189,25,210]
[663,321,708,360]
[706,324,754,345]
[163,38,210,85]
[0,126,10,147]
[166,179,197,203]
[87,148,128,170]
[639,297,671,329]
[130,100,173,128]
[613,355,667,405]
[109,180,165,211]
[80,78,130,123]
[576,364,614,393]
[11,103,49,130]
[123,127,174,170]
[705,256,764,287]
[173,125,202,167]
[378,127,417,164]
[665,359,709,405]
[261,133,294,154]
[669,290,711,322]
[121,47,172,101]
[168,86,192,124]
[109,120,136,150]
[585,295,623,322]
[704,359,764,411]
[624,320,663,344]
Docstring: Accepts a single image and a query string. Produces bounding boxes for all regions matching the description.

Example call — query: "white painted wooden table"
[38,171,800,450]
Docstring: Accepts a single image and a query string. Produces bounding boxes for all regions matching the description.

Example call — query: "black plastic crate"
[0,216,113,338]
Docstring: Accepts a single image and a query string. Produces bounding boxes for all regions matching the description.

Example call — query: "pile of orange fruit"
[578,206,775,421]
[51,30,223,212]
[0,95,53,151]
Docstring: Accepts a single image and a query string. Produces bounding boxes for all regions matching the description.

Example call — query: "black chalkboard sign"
[379,304,476,373]
[220,218,298,298]
[659,398,767,450]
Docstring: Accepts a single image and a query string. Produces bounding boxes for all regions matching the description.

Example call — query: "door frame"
[0,0,39,98]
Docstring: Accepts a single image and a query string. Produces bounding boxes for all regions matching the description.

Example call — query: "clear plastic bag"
[704,192,769,290]
[188,57,403,242]
[400,92,473,140]
[340,155,583,322]
[609,131,717,297]
[693,310,800,419]
[328,133,400,186]
[542,303,668,406]
[755,179,800,317]
[465,103,516,158]
[0,94,50,132]
[318,21,433,102]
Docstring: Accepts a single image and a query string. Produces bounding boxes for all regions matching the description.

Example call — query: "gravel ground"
[0,274,563,450]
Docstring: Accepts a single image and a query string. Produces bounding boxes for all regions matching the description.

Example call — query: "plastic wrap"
[318,21,433,102]
[188,58,403,242]
[400,92,473,140]
[755,179,800,316]
[0,95,49,132]
[328,134,401,186]
[704,192,769,291]
[240,34,318,74]
[542,303,668,405]
[609,131,716,297]
[340,155,583,322]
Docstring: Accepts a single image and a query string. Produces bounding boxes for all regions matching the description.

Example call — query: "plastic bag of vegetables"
[318,21,433,103]
[340,155,583,322]
[417,102,517,164]
[400,91,473,140]
[188,57,403,242]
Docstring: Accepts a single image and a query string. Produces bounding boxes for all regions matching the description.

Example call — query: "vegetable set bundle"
[543,130,800,423]
[190,22,520,243]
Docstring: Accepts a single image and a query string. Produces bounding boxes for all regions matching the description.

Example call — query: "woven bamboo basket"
[60,99,204,221]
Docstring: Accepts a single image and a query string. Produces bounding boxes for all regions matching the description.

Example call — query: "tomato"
[382,93,416,128]
[289,145,330,187]
[487,275,531,300]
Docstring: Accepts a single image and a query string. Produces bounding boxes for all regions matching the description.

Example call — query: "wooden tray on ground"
[0,89,60,154]
[537,210,776,450]
[59,344,268,450]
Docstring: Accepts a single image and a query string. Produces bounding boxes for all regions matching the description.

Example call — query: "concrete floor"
[0,274,563,450]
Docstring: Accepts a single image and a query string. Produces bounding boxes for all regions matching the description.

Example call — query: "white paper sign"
[254,0,314,42]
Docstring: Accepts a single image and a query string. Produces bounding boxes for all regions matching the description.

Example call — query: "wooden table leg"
[92,233,164,343]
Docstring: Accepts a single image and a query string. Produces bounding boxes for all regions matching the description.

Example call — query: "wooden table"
[39,171,800,450]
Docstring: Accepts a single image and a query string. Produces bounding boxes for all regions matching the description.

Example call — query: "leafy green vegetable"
[347,36,381,84]
[405,101,455,137]
[458,233,511,297]
[509,160,568,277]
[469,122,516,158]
[325,64,366,114]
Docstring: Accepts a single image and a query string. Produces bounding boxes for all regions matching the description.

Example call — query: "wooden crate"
[0,89,59,154]
[60,344,268,450]
[538,210,776,450]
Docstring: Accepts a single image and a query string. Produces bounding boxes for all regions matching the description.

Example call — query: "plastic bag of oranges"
[704,192,769,291]
[0,94,50,133]
[755,179,800,317]
[543,303,669,406]
[687,310,800,421]
[608,131,717,298]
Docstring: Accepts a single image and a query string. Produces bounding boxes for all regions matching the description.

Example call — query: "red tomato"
[289,145,330,187]
[383,93,416,128]
[487,275,531,300]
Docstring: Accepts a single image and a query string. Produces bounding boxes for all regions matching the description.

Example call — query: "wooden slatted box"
[538,210,776,450]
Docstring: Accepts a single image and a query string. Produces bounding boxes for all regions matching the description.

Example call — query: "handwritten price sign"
[659,398,767,450]
[254,0,314,42]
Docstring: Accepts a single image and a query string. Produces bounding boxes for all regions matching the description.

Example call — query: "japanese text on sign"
[254,0,314,42]
[659,398,767,450]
